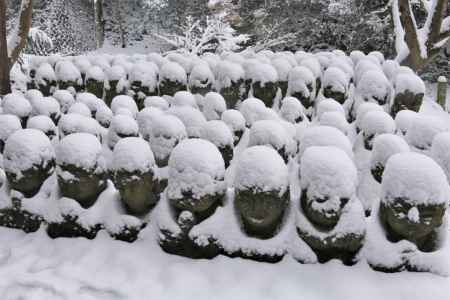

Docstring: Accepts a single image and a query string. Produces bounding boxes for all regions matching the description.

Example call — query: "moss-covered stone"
[58,80,83,93]
[391,91,424,118]
[46,215,101,239]
[379,199,445,252]
[170,191,224,223]
[0,197,42,233]
[130,81,158,110]
[159,79,185,96]
[252,81,278,108]
[113,170,159,216]
[85,78,105,99]
[6,160,55,199]
[104,80,124,107]
[371,164,384,184]
[323,87,347,105]
[220,80,244,109]
[57,163,107,209]
[191,83,213,96]
[235,189,288,239]
[37,79,57,97]
[109,222,146,243]
[219,145,233,168]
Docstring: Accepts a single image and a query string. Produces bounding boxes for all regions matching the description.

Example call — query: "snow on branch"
[392,0,449,71]
[154,15,249,55]
[7,0,33,68]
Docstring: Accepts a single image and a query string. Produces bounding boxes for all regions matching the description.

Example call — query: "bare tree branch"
[8,0,34,68]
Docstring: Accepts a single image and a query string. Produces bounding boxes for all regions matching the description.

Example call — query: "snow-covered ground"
[0,225,448,300]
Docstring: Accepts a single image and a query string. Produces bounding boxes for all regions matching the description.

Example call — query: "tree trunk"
[95,0,105,48]
[9,0,34,67]
[0,0,10,95]
[116,0,126,48]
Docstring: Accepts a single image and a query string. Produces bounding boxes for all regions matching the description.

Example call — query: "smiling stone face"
[235,189,289,239]
[380,198,446,251]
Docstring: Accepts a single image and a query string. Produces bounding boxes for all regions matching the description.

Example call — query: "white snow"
[52,90,75,114]
[3,129,54,175]
[319,111,350,135]
[35,63,57,84]
[86,66,106,82]
[280,97,306,123]
[68,102,92,118]
[167,106,207,138]
[360,111,396,137]
[316,98,345,119]
[107,115,139,149]
[406,114,448,150]
[394,72,426,95]
[160,61,187,84]
[56,132,104,170]
[395,110,418,135]
[381,152,450,206]
[235,145,288,194]
[215,60,245,89]
[221,109,246,133]
[298,126,353,159]
[0,114,22,142]
[2,93,32,118]
[370,134,410,171]
[144,96,170,110]
[167,138,225,200]
[203,92,227,121]
[58,113,101,139]
[26,116,57,136]
[201,120,234,148]
[111,95,139,118]
[55,60,82,83]
[431,132,450,182]
[112,137,155,173]
[323,67,349,94]
[248,120,296,157]
[171,91,198,108]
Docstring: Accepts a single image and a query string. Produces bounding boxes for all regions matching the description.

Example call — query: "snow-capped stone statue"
[391,72,425,117]
[35,63,57,96]
[111,137,159,215]
[201,120,234,168]
[56,133,107,208]
[216,61,245,109]
[159,61,187,96]
[3,129,55,198]
[221,109,246,146]
[85,66,106,99]
[297,146,365,265]
[234,146,289,239]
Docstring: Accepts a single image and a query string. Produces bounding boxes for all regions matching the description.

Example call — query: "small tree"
[155,15,249,55]
[0,0,34,95]
[392,0,449,72]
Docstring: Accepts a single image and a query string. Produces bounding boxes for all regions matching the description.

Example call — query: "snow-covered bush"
[297,146,364,264]
[159,61,187,96]
[0,114,22,154]
[27,115,57,140]
[234,145,289,239]
[202,92,226,121]
[111,137,158,215]
[56,133,107,208]
[167,106,207,138]
[248,120,296,163]
[405,115,448,150]
[3,129,55,198]
[107,115,140,150]
[370,134,410,183]
[167,138,225,220]
[148,114,187,167]
[360,111,396,150]
[201,120,234,168]
[280,97,305,124]
[221,109,246,146]
[391,72,426,117]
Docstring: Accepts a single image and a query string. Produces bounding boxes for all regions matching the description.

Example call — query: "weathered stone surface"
[391,91,424,118]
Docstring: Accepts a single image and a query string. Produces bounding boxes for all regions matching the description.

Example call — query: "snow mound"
[129,63,158,89]
[107,115,139,149]
[0,114,22,142]
[2,93,32,118]
[203,92,227,121]
[167,139,225,200]
[160,61,187,84]
[57,133,104,170]
[111,95,139,118]
[316,98,345,119]
[112,137,155,173]
[76,93,103,114]
[58,113,101,139]
[3,129,54,174]
[355,102,384,130]
[356,70,391,105]
[86,66,106,82]
[26,116,56,136]
[172,91,198,108]
[201,120,234,148]
[323,67,349,94]
[319,111,350,135]
[235,145,288,194]
[271,58,292,81]
[55,60,81,82]
[35,63,57,84]
[239,98,278,126]
[381,152,450,206]
[215,60,245,89]
[167,106,207,138]
[280,97,305,123]
[299,126,353,159]
[106,65,126,81]
[395,110,417,135]
[189,63,214,88]
[247,63,278,85]
[144,96,169,110]
[95,105,113,127]
[394,72,425,95]
[149,114,187,162]
[431,132,450,182]
[406,115,448,150]
[52,90,75,113]
[360,111,396,136]
[248,120,296,156]
[371,134,410,171]
[300,146,357,200]
[221,109,246,132]
[68,102,91,118]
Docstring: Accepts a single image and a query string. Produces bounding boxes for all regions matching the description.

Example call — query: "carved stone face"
[221,79,244,109]
[371,164,384,184]
[391,91,424,118]
[252,81,278,108]
[301,189,349,230]
[6,160,55,198]
[57,163,107,209]
[170,190,223,223]
[235,189,288,239]
[380,199,446,245]
[113,170,157,216]
[323,87,347,105]
[159,79,186,97]
[363,132,376,150]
